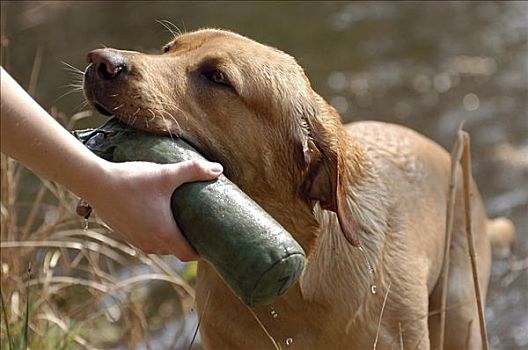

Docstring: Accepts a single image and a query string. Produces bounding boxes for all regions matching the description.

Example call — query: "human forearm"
[0,66,223,258]
[0,67,106,199]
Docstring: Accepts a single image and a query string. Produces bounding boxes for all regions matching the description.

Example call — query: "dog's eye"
[202,70,232,88]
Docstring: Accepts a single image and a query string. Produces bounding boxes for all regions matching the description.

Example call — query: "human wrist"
[73,155,116,203]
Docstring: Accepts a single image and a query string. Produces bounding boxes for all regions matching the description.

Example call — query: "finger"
[144,199,200,259]
[167,160,223,188]
[158,221,200,261]
[168,235,199,261]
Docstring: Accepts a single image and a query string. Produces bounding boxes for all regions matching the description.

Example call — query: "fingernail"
[210,162,223,174]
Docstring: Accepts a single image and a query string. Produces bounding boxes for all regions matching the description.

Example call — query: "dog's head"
[83,29,363,250]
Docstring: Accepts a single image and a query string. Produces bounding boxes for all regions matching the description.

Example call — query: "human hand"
[85,159,223,260]
[1,68,223,260]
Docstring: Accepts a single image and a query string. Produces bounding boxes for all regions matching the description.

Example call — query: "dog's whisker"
[61,61,84,75]
[180,19,187,35]
[158,108,182,134]
[156,111,177,139]
[54,89,82,103]
[147,108,157,122]
[60,84,84,91]
[162,112,182,139]
[158,101,189,122]
[129,107,141,126]
[73,100,90,113]
[156,19,182,39]
[113,103,124,111]
[67,82,84,88]
[58,83,83,91]
[160,115,175,141]
[168,19,182,36]
[56,61,87,103]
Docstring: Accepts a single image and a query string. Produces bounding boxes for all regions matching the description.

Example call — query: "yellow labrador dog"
[83,29,514,349]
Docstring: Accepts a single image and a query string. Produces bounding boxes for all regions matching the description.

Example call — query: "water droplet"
[271,307,278,319]
[433,73,452,93]
[463,93,480,111]
[359,245,378,295]
[285,337,294,346]
[370,284,377,295]
[412,74,431,94]
[327,71,347,91]
[84,219,89,231]
[358,245,374,278]
[330,95,349,114]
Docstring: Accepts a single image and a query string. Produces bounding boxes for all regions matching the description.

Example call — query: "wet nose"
[86,49,127,80]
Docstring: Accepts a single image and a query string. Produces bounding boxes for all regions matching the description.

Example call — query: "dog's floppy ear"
[298,95,361,246]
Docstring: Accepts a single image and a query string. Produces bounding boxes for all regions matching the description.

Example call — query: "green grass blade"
[22,262,31,350]
[0,290,15,350]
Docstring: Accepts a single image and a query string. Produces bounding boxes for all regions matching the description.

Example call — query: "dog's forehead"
[164,29,252,53]
[161,28,311,109]
[166,29,293,64]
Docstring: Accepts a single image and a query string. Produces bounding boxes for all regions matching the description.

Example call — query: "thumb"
[165,159,223,189]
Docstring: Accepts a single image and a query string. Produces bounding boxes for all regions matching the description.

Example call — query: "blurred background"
[1,1,526,349]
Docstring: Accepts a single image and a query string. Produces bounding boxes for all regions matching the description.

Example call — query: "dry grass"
[438,127,489,350]
[460,132,489,350]
[1,33,199,349]
[0,143,198,349]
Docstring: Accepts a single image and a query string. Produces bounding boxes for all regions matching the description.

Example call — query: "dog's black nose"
[86,49,127,80]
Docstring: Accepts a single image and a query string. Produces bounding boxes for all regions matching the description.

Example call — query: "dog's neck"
[300,147,390,311]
